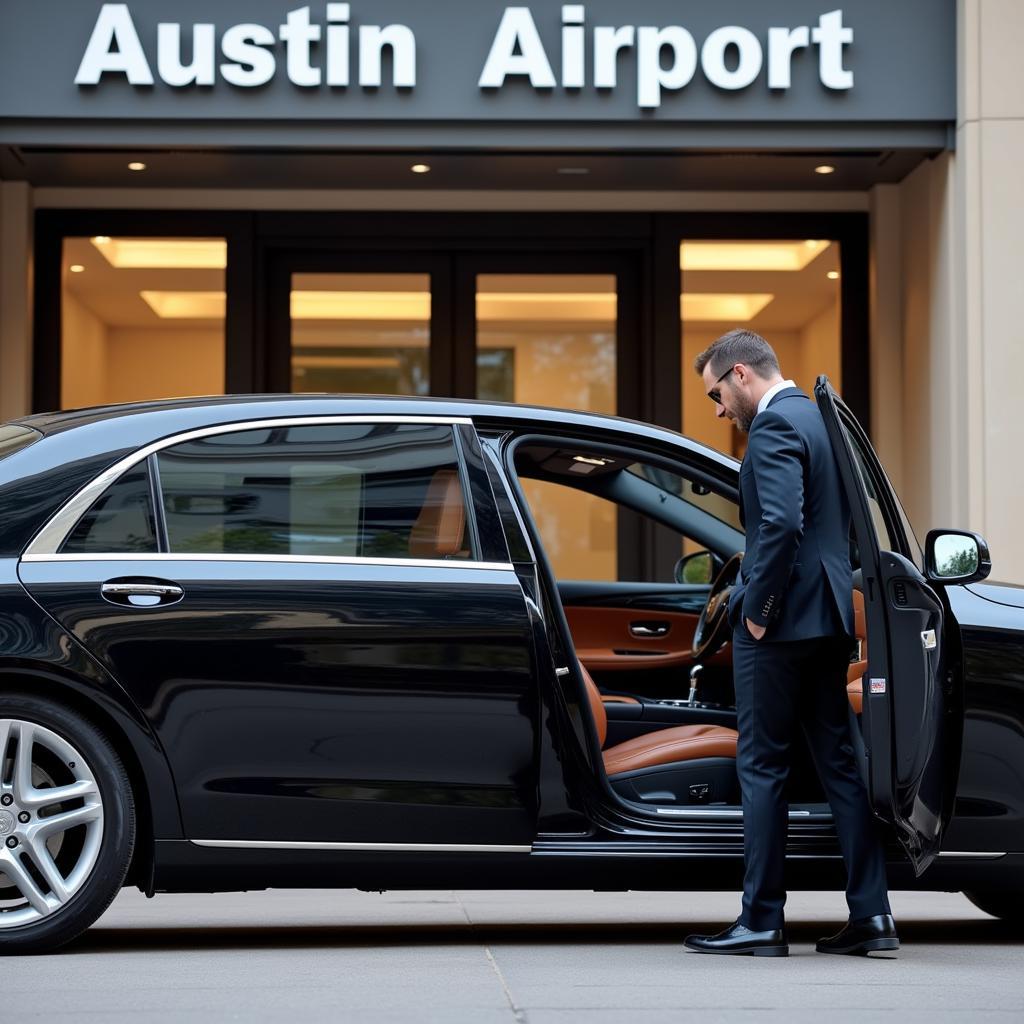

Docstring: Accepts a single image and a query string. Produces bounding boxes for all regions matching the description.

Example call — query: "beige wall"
[61,290,108,410]
[104,328,224,404]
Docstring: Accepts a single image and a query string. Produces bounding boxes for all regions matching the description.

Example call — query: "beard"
[733,394,759,433]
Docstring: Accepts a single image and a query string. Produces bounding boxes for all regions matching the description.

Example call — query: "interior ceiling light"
[557,167,590,175]
[410,163,431,174]
[681,293,774,322]
[680,240,830,272]
[142,288,772,324]
[827,270,840,280]
[814,164,836,175]
[140,290,227,319]
[69,265,85,273]
[572,455,608,465]
[293,355,402,370]
[127,161,147,171]
[91,237,227,269]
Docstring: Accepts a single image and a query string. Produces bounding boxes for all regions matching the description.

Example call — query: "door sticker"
[869,678,887,694]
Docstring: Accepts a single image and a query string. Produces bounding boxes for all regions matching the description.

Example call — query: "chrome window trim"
[21,552,515,572]
[190,840,532,853]
[24,415,476,558]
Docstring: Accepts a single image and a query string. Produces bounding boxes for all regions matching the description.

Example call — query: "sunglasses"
[707,365,735,405]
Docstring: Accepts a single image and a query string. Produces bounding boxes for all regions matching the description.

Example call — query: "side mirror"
[674,550,722,585]
[925,529,992,585]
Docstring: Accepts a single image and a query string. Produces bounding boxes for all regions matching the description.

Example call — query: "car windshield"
[625,462,742,532]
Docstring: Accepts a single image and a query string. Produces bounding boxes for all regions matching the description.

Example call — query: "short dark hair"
[693,329,781,379]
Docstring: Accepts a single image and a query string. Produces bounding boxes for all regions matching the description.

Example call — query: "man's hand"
[745,618,766,640]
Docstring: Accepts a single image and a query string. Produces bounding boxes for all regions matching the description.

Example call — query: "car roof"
[13,393,735,469]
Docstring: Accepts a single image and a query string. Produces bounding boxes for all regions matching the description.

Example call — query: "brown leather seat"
[846,589,868,714]
[579,664,738,777]
[409,469,470,558]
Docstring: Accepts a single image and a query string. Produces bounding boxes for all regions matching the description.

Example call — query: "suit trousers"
[731,626,892,930]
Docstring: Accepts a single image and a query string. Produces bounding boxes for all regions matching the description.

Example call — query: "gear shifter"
[687,664,703,706]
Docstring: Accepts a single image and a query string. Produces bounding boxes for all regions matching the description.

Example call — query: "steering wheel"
[690,552,743,660]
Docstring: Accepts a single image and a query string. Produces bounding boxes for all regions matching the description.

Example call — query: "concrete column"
[0,180,33,421]
[868,183,904,493]
[951,0,1024,580]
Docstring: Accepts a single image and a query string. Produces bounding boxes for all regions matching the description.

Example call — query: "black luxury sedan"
[0,381,1021,954]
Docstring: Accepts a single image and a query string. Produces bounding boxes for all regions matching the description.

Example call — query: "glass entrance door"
[265,246,643,580]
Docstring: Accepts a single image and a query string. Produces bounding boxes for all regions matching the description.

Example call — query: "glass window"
[156,422,473,560]
[61,466,157,554]
[0,424,41,461]
[61,236,226,409]
[290,273,430,395]
[624,462,742,533]
[475,274,616,413]
[680,239,841,460]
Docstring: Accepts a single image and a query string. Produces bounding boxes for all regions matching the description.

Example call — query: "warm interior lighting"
[140,290,227,319]
[680,240,830,272]
[69,264,85,273]
[140,288,774,323]
[827,270,840,280]
[127,161,147,171]
[814,164,836,175]
[293,291,432,320]
[681,293,774,321]
[293,355,401,369]
[410,163,431,174]
[91,237,227,269]
[477,293,616,321]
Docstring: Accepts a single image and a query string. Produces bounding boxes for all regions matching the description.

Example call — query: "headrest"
[408,468,467,558]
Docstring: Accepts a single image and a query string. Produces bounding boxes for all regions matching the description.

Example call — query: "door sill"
[643,802,834,823]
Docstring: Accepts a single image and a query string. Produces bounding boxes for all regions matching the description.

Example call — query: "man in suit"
[683,329,898,957]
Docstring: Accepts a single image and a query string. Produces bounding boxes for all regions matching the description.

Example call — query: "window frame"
[22,416,507,570]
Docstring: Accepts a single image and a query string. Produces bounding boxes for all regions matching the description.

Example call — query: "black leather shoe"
[816,914,899,955]
[684,921,789,957]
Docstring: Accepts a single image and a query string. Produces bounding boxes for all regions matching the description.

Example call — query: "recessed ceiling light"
[128,161,147,171]
[557,167,590,175]
[69,264,85,273]
[814,164,836,175]
[410,163,431,174]
[827,270,840,280]
[92,236,111,245]
[805,239,820,247]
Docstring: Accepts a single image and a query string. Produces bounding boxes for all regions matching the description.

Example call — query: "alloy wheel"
[0,719,105,929]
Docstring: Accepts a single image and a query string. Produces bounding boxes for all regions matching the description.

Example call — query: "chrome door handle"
[101,580,184,607]
[630,622,669,637]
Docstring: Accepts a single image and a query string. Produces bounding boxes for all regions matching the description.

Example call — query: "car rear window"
[60,466,158,555]
[0,424,41,461]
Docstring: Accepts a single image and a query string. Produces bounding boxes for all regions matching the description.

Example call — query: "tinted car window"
[61,466,158,554]
[156,422,473,559]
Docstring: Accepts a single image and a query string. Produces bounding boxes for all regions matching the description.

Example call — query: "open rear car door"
[814,377,958,875]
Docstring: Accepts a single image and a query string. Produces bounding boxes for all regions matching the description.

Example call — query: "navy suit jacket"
[727,386,855,642]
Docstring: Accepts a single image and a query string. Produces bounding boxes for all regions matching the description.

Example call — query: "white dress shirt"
[756,379,797,418]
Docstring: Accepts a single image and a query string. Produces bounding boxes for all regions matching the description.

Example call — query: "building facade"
[1,0,1021,580]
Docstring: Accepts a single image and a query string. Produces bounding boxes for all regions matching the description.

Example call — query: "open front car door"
[814,377,961,876]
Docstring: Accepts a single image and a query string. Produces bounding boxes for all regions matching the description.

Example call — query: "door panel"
[814,377,956,874]
[20,557,537,844]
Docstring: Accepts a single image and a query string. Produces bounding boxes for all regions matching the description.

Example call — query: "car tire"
[0,693,135,955]
[963,889,1024,923]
